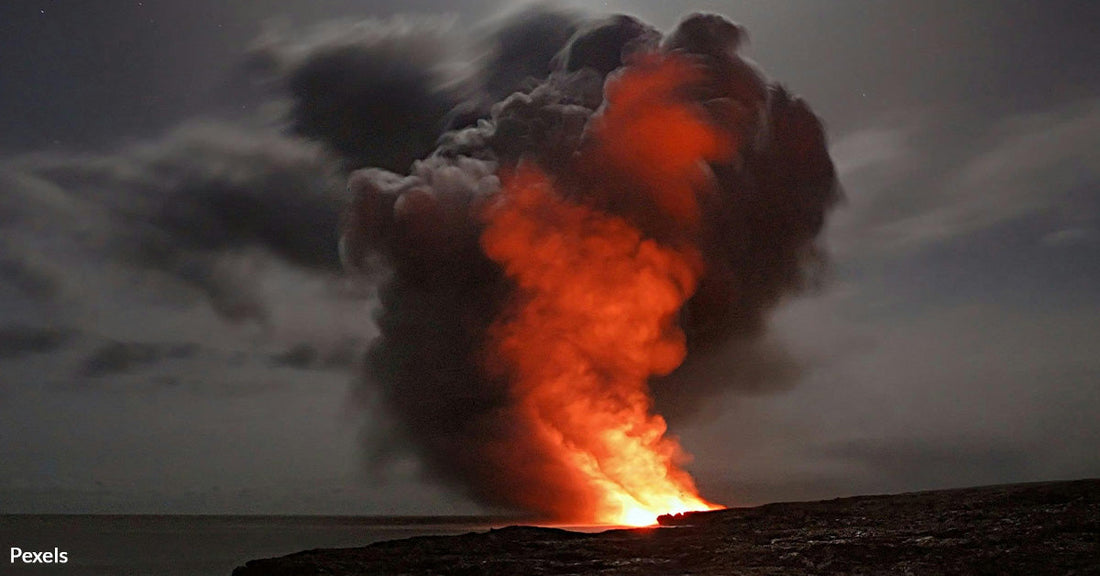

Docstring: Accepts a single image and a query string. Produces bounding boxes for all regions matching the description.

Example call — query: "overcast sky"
[1,0,1097,514]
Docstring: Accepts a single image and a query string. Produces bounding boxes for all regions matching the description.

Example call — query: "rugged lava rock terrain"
[233,479,1099,575]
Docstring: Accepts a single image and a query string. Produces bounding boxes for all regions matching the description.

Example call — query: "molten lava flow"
[480,55,730,525]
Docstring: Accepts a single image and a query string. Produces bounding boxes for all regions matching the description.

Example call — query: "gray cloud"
[689,289,1100,502]
[80,342,162,378]
[80,341,200,378]
[2,122,344,324]
[0,254,61,301]
[1042,227,1100,249]
[0,325,73,360]
[830,99,1100,256]
[822,438,1035,489]
[271,339,361,371]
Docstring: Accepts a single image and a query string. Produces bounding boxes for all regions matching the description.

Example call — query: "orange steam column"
[480,55,731,525]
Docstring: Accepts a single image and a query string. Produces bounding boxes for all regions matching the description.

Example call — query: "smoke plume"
[338,10,839,522]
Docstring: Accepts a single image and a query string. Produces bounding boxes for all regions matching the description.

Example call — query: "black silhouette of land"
[233,479,1099,575]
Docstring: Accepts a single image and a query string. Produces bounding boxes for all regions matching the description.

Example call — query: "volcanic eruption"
[338,11,839,525]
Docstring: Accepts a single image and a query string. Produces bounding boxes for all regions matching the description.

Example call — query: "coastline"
[232,479,1100,575]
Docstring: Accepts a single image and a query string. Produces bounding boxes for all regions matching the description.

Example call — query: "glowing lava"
[480,55,730,525]
[482,167,721,525]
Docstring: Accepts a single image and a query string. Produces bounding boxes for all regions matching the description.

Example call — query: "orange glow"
[482,167,720,525]
[589,53,736,225]
[479,54,729,525]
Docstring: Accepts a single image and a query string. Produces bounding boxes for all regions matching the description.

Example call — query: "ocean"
[1,515,508,576]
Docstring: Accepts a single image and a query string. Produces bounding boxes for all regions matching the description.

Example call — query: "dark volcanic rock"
[233,480,1100,575]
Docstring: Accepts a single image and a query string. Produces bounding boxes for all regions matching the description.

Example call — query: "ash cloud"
[249,17,462,173]
[475,7,584,105]
[249,10,602,173]
[556,14,660,77]
[339,11,839,516]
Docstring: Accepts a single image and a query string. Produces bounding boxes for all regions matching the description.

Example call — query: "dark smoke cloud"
[252,9,600,171]
[340,11,839,516]
[556,14,660,77]
[652,336,803,424]
[476,7,583,105]
[249,17,461,173]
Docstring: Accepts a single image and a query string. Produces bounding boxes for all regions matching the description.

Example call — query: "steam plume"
[339,11,839,521]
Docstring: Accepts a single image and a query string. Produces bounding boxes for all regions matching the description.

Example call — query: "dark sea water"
[1,515,507,576]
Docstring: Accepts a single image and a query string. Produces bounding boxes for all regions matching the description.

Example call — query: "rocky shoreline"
[233,479,1099,575]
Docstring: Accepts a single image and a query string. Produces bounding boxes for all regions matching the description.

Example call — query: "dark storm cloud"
[2,123,343,323]
[249,17,462,173]
[0,325,73,360]
[340,12,839,517]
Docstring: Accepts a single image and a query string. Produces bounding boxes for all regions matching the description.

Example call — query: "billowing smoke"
[248,17,462,173]
[336,11,839,521]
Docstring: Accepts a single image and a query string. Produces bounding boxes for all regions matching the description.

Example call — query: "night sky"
[1,0,1098,514]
